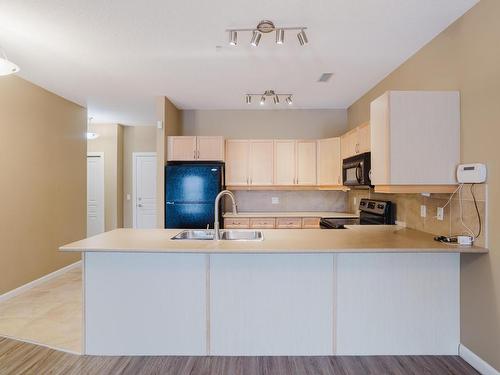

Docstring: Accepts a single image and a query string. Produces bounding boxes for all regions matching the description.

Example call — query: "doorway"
[87,152,105,236]
[133,152,157,228]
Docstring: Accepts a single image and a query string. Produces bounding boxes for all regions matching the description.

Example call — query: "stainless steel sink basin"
[220,230,264,241]
[171,230,214,240]
[171,229,263,241]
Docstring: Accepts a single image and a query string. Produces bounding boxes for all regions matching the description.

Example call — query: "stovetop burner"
[320,199,394,229]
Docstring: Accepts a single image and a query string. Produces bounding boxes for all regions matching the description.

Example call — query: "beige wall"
[156,97,182,228]
[182,109,347,139]
[0,76,86,295]
[346,0,500,368]
[122,125,157,227]
[87,123,124,231]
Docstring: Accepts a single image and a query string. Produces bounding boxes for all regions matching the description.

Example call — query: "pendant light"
[0,47,20,76]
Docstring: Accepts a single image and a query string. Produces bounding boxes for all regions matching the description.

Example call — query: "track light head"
[229,30,238,46]
[250,30,262,47]
[286,96,293,105]
[297,29,308,46]
[260,96,266,105]
[273,95,280,104]
[275,29,284,45]
[245,95,252,104]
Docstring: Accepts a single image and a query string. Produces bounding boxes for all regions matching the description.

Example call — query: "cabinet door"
[274,140,296,185]
[296,140,317,185]
[340,130,356,160]
[249,140,274,185]
[357,122,371,154]
[223,218,250,229]
[317,138,341,185]
[225,140,249,185]
[197,136,224,161]
[167,136,197,161]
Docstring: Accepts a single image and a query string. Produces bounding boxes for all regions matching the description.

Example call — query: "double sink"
[172,229,263,241]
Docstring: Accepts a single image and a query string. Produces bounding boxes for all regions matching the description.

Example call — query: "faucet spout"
[214,190,237,240]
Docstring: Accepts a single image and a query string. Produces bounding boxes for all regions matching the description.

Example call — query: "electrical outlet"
[437,207,444,221]
[271,197,280,205]
[420,205,427,218]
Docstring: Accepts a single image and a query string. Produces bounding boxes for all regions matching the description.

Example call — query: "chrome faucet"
[214,190,237,240]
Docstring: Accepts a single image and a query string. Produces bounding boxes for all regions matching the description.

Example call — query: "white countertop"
[223,211,359,218]
[60,226,486,254]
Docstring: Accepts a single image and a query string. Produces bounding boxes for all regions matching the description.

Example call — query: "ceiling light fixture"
[227,20,308,47]
[297,29,309,46]
[229,30,238,46]
[246,90,293,106]
[0,47,20,76]
[276,29,285,45]
[250,30,262,47]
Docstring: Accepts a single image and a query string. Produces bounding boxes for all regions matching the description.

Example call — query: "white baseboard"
[0,260,81,303]
[459,344,499,375]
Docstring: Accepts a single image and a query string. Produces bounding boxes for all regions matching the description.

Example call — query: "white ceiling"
[0,0,478,125]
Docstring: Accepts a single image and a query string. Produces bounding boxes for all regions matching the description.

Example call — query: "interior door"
[274,140,296,185]
[296,140,317,185]
[249,140,274,185]
[87,154,104,236]
[197,136,224,161]
[225,140,249,185]
[134,154,157,228]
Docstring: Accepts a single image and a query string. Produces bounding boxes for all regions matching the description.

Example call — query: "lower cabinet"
[224,217,320,229]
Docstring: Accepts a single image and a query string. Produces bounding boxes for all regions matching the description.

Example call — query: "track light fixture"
[246,90,293,106]
[250,30,262,47]
[229,30,238,46]
[227,20,308,47]
[297,29,309,46]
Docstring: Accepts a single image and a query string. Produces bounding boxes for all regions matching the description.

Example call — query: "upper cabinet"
[225,139,274,186]
[296,140,317,185]
[317,137,342,186]
[274,140,296,185]
[340,122,370,160]
[249,140,274,185]
[168,136,224,161]
[370,91,460,188]
[274,140,317,186]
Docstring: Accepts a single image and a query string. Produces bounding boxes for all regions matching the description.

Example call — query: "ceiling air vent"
[318,73,334,83]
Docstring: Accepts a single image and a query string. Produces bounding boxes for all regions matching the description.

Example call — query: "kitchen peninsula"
[61,227,486,357]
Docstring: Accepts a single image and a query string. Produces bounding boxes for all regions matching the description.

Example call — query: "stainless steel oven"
[342,152,371,187]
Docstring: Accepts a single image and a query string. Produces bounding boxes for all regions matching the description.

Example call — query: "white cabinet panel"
[210,254,334,355]
[249,140,274,185]
[167,136,197,161]
[296,140,317,185]
[335,253,459,355]
[225,140,249,185]
[84,252,207,355]
[274,140,296,185]
[317,137,341,185]
[197,136,224,161]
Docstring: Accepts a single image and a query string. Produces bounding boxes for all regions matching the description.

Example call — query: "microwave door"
[344,163,362,185]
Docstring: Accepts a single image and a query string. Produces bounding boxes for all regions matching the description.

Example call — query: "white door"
[87,153,105,237]
[134,153,157,228]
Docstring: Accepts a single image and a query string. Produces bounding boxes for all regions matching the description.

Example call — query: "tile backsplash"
[348,184,487,247]
[227,191,348,213]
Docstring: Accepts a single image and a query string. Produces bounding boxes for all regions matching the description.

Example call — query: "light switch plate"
[271,197,280,205]
[437,207,444,221]
[420,205,427,218]
[126,194,131,201]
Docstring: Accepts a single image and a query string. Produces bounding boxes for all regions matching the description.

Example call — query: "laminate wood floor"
[0,337,479,375]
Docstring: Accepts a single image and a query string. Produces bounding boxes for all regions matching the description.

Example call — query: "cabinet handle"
[194,150,196,159]
[198,150,200,159]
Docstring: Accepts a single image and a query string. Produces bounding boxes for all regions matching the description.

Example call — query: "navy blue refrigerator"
[165,162,224,228]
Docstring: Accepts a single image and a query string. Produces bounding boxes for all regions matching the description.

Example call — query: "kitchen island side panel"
[84,252,207,355]
[210,254,335,355]
[335,253,460,355]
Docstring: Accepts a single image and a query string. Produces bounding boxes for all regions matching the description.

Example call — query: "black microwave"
[342,152,372,187]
